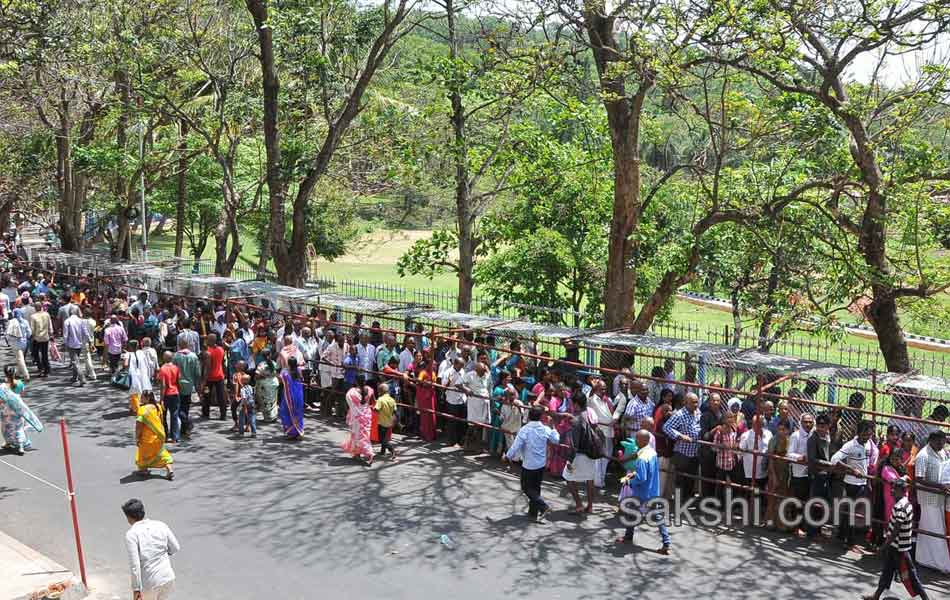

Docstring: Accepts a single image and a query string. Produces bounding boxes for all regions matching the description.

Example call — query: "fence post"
[60,418,88,589]
[871,370,878,428]
[698,354,707,400]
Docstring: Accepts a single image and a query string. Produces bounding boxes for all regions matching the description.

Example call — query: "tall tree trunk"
[0,198,13,234]
[584,9,649,329]
[731,288,742,346]
[214,176,241,276]
[114,68,133,259]
[841,112,911,372]
[757,247,784,352]
[247,0,410,287]
[246,0,289,282]
[256,223,271,276]
[55,126,83,251]
[174,120,189,258]
[447,0,474,312]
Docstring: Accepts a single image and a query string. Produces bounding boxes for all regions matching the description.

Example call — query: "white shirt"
[320,342,345,379]
[739,428,772,479]
[398,348,414,373]
[914,444,950,506]
[0,292,9,316]
[831,438,876,486]
[787,428,812,478]
[462,370,491,423]
[588,394,614,439]
[442,367,466,406]
[356,343,377,377]
[295,336,319,365]
[437,358,453,380]
[125,519,179,592]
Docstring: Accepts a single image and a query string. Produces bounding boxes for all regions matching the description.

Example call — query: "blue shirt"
[62,315,91,350]
[343,354,359,385]
[629,447,661,502]
[506,421,560,470]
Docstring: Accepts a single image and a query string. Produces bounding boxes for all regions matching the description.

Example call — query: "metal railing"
[311,275,948,379]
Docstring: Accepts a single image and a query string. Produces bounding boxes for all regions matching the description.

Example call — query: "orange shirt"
[206,346,225,382]
[158,363,181,397]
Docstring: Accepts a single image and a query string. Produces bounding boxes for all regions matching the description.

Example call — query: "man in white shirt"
[129,292,153,319]
[398,336,416,373]
[588,381,614,488]
[830,420,876,550]
[913,429,950,573]
[442,358,467,447]
[123,499,179,600]
[355,332,377,386]
[786,412,814,530]
[739,416,772,487]
[461,361,491,452]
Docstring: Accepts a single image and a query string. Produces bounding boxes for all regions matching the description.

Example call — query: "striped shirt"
[713,429,738,471]
[663,407,701,457]
[887,496,914,552]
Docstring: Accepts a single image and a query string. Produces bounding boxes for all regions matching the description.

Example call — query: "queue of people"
[2,263,950,582]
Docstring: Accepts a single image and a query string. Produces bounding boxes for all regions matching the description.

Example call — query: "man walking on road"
[123,498,180,600]
[503,406,560,523]
[29,303,52,377]
[63,307,92,386]
[861,478,929,600]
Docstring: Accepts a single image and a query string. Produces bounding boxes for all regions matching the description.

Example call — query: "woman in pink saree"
[546,386,572,476]
[341,383,374,464]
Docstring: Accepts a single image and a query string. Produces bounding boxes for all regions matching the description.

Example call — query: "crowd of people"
[1,260,949,593]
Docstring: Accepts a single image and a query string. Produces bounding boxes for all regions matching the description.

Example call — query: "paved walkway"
[0,348,947,599]
[0,529,89,600]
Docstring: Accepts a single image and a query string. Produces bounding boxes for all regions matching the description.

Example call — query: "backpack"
[578,413,606,460]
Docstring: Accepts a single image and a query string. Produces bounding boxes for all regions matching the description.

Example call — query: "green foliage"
[303,183,363,260]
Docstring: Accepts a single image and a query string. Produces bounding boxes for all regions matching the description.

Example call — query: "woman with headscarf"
[254,349,280,423]
[5,308,31,380]
[0,366,41,455]
[341,379,374,464]
[278,356,305,440]
[124,339,153,415]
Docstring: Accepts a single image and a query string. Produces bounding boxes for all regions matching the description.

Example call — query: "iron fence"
[311,275,949,379]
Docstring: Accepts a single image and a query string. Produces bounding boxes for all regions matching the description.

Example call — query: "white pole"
[139,124,147,261]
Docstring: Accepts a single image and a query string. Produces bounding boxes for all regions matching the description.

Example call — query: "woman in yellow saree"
[134,391,174,480]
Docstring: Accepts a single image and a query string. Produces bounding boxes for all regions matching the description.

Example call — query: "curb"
[0,530,87,600]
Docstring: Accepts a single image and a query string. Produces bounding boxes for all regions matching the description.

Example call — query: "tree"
[707,0,950,372]
[0,1,110,250]
[245,0,422,286]
[395,1,553,311]
[473,112,612,326]
[142,0,262,275]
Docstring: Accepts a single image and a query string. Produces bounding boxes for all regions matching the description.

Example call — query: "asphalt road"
[1,350,947,600]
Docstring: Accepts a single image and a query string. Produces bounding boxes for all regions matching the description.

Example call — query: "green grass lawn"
[146,228,946,376]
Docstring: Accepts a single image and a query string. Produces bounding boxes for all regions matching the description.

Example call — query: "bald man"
[616,429,671,553]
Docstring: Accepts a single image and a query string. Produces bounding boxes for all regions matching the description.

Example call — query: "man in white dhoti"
[915,429,950,574]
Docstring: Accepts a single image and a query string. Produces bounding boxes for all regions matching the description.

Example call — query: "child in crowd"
[237,373,256,438]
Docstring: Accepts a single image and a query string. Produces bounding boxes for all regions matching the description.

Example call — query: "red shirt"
[158,363,181,397]
[206,345,225,382]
